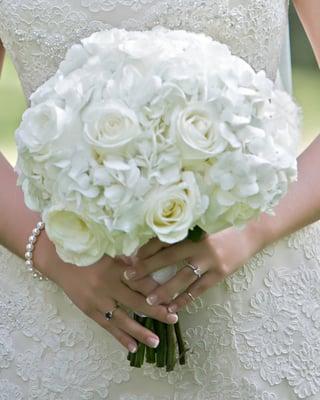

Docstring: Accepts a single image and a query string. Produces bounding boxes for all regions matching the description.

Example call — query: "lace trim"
[0,0,288,99]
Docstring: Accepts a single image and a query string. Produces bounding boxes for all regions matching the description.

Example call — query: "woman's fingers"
[94,306,161,350]
[136,237,171,259]
[116,282,179,325]
[144,263,201,306]
[122,275,159,297]
[93,309,138,353]
[167,270,222,312]
[123,240,197,280]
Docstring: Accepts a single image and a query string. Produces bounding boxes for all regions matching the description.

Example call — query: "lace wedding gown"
[1,1,320,399]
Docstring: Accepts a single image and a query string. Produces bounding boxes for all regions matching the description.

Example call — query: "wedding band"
[187,291,196,301]
[185,261,202,279]
[104,304,119,321]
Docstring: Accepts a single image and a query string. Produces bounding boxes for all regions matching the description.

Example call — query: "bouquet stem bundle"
[127,314,189,371]
[127,226,205,371]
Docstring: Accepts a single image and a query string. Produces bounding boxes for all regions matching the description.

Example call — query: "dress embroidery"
[0,0,288,100]
[1,1,318,399]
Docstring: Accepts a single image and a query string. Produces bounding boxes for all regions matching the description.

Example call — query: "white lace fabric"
[2,1,320,399]
[0,0,289,100]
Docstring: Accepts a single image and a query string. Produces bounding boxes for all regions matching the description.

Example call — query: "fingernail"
[128,343,137,353]
[146,294,158,305]
[123,269,136,280]
[167,313,179,324]
[168,304,178,313]
[147,337,159,348]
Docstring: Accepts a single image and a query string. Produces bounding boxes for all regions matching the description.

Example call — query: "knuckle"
[216,262,229,276]
[89,273,102,290]
[125,279,138,290]
[163,251,175,266]
[80,290,96,315]
[133,259,147,275]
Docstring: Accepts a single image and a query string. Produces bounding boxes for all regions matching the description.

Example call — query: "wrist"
[244,212,277,254]
[32,227,74,286]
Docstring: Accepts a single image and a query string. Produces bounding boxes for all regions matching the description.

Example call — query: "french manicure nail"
[167,313,179,324]
[123,269,136,280]
[147,337,159,348]
[168,304,178,313]
[146,294,158,305]
[128,343,137,353]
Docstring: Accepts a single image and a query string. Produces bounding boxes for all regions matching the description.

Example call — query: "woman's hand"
[122,223,266,313]
[33,231,179,354]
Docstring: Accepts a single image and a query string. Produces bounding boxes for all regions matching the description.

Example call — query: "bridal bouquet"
[14,26,300,371]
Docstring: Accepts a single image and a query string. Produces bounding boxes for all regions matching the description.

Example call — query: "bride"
[0,0,319,399]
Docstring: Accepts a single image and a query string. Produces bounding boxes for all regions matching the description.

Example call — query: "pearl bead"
[25,221,47,282]
[28,235,37,244]
[26,243,34,251]
[32,227,41,236]
[37,221,45,229]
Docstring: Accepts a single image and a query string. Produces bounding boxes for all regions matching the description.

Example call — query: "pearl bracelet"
[25,220,48,281]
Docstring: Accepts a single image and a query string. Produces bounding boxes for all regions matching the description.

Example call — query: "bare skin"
[0,0,318,353]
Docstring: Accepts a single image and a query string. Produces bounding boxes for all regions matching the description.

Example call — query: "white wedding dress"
[1,1,320,399]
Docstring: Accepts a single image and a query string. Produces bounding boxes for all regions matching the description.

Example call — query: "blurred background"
[0,4,319,167]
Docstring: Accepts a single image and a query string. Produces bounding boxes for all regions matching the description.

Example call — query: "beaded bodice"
[0,0,289,100]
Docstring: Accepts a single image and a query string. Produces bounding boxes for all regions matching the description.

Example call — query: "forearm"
[248,134,320,249]
[0,152,69,283]
[293,0,320,66]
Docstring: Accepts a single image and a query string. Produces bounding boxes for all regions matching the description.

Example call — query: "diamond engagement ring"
[104,304,119,321]
[185,262,202,279]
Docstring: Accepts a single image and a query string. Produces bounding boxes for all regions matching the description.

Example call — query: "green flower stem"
[154,320,167,367]
[127,315,188,369]
[136,342,146,368]
[145,318,156,363]
[174,320,188,365]
[166,323,176,372]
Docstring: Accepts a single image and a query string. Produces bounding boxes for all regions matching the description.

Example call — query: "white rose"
[43,206,113,266]
[170,103,227,160]
[15,101,67,158]
[145,172,208,243]
[82,100,142,151]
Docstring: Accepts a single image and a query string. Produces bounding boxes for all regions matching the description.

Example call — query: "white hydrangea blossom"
[15,26,300,266]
